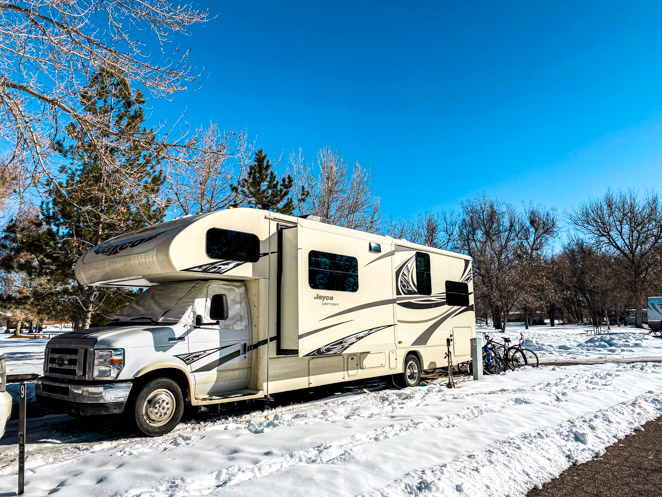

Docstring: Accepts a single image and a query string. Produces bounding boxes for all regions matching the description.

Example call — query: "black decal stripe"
[460,259,471,282]
[321,299,397,321]
[320,294,443,322]
[175,344,234,366]
[305,324,396,357]
[411,305,475,346]
[299,320,353,339]
[248,336,277,351]
[364,250,395,267]
[184,251,273,275]
[398,315,450,324]
[193,349,242,373]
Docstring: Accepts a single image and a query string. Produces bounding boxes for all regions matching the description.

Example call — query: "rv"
[35,208,475,436]
[648,297,662,333]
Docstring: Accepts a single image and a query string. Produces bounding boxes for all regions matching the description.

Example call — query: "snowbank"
[0,363,660,496]
[477,323,662,363]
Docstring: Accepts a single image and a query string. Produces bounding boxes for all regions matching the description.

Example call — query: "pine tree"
[231,149,302,214]
[1,67,166,329]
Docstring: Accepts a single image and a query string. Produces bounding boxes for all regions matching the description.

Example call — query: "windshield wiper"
[127,316,162,325]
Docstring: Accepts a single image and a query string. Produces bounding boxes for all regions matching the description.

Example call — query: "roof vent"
[299,214,332,225]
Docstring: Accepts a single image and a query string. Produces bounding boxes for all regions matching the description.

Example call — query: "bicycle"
[502,333,539,369]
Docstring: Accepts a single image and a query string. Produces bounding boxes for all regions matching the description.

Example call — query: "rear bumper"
[35,377,132,416]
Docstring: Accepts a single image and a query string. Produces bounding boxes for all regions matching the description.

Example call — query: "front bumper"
[35,377,132,416]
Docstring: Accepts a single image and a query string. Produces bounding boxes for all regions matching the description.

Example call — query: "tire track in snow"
[117,366,625,497]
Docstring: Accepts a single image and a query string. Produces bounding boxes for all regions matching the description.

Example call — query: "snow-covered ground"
[0,325,660,497]
[478,323,662,364]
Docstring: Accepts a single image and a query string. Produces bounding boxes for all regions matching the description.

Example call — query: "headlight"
[93,349,124,380]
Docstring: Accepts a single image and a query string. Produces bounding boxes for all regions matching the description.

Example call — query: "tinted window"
[309,251,358,292]
[209,294,229,321]
[415,252,431,295]
[206,228,260,262]
[446,280,470,306]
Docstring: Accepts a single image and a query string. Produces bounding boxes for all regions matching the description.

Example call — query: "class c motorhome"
[36,208,476,436]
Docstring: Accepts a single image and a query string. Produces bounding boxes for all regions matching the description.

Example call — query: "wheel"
[508,348,527,369]
[521,348,539,367]
[393,354,422,388]
[484,347,506,374]
[131,377,184,437]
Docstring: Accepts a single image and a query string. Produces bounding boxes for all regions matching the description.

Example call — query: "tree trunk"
[80,286,96,330]
[548,306,556,327]
[492,305,502,331]
[634,288,644,328]
[14,320,22,337]
[524,308,529,330]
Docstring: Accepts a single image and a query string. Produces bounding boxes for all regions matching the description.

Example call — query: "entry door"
[187,282,252,397]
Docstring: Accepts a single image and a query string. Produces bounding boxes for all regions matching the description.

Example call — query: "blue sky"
[154,0,662,221]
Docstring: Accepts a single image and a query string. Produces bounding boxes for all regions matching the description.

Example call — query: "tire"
[393,354,422,388]
[131,377,184,437]
[521,348,539,367]
[508,348,527,369]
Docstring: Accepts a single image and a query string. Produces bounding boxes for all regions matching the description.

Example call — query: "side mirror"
[195,314,203,327]
[210,294,229,321]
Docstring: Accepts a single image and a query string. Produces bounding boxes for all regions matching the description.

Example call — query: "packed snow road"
[1,362,661,497]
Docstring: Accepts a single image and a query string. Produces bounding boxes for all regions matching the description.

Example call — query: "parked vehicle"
[0,354,11,438]
[36,208,476,436]
[648,297,662,336]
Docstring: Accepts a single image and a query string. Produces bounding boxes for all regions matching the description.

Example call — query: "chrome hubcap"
[406,360,419,384]
[144,389,175,427]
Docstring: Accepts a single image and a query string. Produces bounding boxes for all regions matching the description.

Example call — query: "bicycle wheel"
[507,348,526,369]
[521,348,539,367]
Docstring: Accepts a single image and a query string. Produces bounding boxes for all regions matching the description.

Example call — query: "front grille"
[41,382,69,397]
[46,346,88,379]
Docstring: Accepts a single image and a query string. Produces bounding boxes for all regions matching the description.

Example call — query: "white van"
[36,208,475,436]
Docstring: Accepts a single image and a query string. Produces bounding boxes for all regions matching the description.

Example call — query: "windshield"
[113,281,201,324]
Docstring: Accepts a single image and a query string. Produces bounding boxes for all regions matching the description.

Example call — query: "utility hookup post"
[445,337,455,389]
[470,336,483,380]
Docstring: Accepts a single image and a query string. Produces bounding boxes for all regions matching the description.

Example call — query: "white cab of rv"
[36,208,476,436]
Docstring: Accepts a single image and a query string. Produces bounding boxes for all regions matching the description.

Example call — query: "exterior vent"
[300,214,332,225]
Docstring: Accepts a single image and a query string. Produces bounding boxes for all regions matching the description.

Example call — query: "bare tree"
[569,190,662,327]
[0,0,210,198]
[291,147,380,231]
[386,211,460,250]
[167,125,254,216]
[457,196,526,332]
[0,157,19,212]
[517,205,557,328]
[559,239,619,328]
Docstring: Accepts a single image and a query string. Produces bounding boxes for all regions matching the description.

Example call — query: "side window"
[309,250,359,292]
[415,252,432,295]
[446,280,470,306]
[206,228,260,262]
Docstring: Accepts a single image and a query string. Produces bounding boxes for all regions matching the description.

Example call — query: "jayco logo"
[314,294,334,302]
[93,231,164,257]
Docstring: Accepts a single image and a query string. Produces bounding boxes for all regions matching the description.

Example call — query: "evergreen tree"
[231,149,302,214]
[1,67,166,329]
